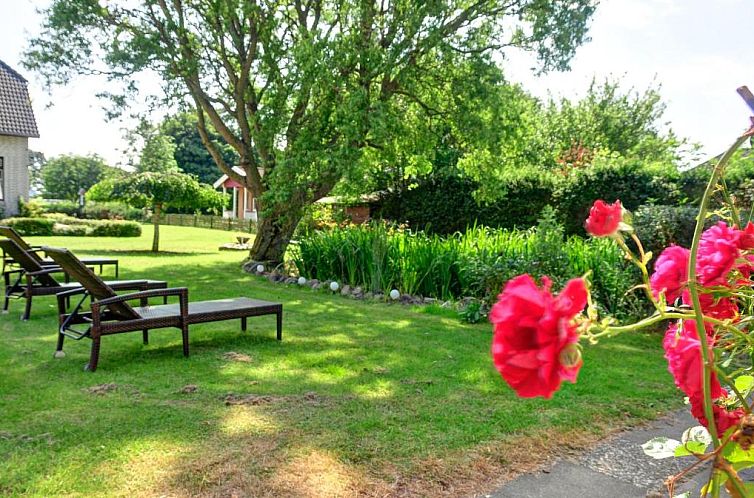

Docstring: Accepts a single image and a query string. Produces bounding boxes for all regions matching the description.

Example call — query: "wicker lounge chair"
[0,225,119,277]
[0,238,167,320]
[43,246,283,372]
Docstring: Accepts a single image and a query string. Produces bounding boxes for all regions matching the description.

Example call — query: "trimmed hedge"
[41,200,143,221]
[2,218,55,236]
[2,216,141,237]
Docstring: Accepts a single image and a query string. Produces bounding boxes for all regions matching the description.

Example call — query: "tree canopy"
[41,154,118,200]
[25,0,597,262]
[91,171,226,251]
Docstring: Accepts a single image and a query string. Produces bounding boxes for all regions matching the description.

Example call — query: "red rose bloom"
[490,275,588,399]
[690,393,745,438]
[584,200,624,237]
[737,221,754,250]
[697,222,740,286]
[663,321,722,400]
[650,245,689,302]
[681,289,738,321]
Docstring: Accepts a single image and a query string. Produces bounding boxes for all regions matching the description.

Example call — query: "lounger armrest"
[26,267,65,277]
[55,287,89,314]
[92,287,189,323]
[95,287,188,306]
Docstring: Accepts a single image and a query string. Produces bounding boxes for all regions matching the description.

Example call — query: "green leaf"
[641,437,681,459]
[673,441,707,457]
[734,375,754,396]
[682,426,712,447]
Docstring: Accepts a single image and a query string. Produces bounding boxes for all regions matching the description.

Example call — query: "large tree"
[25,0,596,263]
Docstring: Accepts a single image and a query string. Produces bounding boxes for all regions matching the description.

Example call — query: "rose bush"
[490,113,754,497]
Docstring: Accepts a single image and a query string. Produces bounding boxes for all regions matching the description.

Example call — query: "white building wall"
[0,135,29,217]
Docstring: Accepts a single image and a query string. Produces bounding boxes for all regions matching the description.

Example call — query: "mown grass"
[0,225,679,496]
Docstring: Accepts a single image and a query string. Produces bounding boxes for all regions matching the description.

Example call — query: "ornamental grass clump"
[489,95,754,497]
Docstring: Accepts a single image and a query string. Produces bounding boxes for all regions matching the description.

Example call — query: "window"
[0,157,4,201]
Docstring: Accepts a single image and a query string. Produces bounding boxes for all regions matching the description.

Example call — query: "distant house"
[213,166,262,221]
[213,169,374,224]
[0,60,39,216]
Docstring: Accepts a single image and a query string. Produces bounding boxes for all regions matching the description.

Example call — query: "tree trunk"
[249,207,303,266]
[152,203,162,252]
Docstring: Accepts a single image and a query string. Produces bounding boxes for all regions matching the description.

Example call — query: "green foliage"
[5,216,141,237]
[43,199,143,221]
[25,0,597,263]
[18,198,46,218]
[40,154,118,200]
[555,155,681,234]
[294,214,643,319]
[376,171,555,235]
[2,217,55,236]
[138,134,179,173]
[160,112,238,184]
[632,205,710,256]
[105,172,223,212]
[541,79,683,166]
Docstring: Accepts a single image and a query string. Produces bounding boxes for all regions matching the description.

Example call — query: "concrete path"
[489,409,711,498]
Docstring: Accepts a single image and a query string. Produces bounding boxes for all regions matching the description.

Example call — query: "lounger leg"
[22,295,32,321]
[241,317,247,332]
[181,324,189,357]
[276,311,283,341]
[115,263,119,278]
[142,330,149,345]
[86,337,100,372]
[53,331,67,358]
[3,290,9,314]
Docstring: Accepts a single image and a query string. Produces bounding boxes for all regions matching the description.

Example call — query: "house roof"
[213,167,264,188]
[0,59,40,138]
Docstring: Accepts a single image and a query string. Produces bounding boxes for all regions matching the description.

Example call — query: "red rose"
[681,289,738,321]
[490,275,588,399]
[650,245,689,302]
[690,394,744,438]
[697,222,740,286]
[584,200,624,237]
[737,221,754,250]
[663,321,722,400]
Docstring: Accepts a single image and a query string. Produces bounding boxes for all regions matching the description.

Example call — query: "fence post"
[194,214,198,227]
[210,215,213,229]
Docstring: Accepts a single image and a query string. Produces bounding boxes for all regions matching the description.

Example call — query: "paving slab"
[489,409,716,498]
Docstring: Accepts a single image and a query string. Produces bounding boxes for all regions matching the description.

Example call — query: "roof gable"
[0,59,40,138]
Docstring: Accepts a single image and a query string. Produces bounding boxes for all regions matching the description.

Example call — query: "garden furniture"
[0,238,167,320]
[43,246,283,372]
[0,225,119,277]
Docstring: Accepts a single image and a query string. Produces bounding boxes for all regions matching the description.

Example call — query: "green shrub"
[52,223,88,236]
[18,198,47,218]
[86,220,141,237]
[82,202,143,221]
[4,216,141,237]
[42,200,143,221]
[632,204,720,258]
[2,217,55,236]
[555,155,681,235]
[375,172,555,234]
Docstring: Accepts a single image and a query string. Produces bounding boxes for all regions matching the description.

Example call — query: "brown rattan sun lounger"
[0,225,119,277]
[43,246,283,372]
[0,238,167,320]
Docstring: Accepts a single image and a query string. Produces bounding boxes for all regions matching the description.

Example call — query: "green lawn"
[0,225,679,497]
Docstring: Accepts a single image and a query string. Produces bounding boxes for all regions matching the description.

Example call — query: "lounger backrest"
[42,246,140,320]
[0,238,60,287]
[0,226,43,263]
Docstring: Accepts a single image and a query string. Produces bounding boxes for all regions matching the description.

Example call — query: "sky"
[0,0,751,167]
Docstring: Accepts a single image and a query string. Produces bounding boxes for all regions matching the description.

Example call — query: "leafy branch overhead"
[25,0,597,263]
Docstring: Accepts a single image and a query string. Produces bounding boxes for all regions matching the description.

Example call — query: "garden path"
[489,409,711,497]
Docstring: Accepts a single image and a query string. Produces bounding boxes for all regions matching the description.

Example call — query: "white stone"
[298,276,307,285]
[329,281,340,292]
[389,289,400,300]
[256,264,265,273]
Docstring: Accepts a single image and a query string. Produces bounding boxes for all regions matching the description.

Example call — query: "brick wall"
[0,135,29,217]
